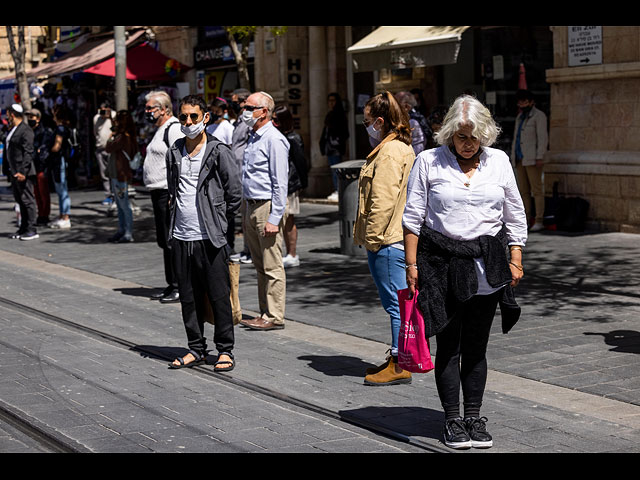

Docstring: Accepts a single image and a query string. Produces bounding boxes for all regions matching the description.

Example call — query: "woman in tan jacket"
[354,91,416,386]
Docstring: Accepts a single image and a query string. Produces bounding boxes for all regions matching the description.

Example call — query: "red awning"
[83,43,190,81]
[7,29,147,81]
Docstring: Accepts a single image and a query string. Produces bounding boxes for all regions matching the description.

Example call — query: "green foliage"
[224,26,288,39]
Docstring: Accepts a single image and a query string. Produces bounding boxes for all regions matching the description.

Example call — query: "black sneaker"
[465,416,493,448]
[442,417,472,449]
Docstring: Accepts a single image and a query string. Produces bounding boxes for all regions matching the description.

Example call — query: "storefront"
[346,26,553,159]
[193,26,254,104]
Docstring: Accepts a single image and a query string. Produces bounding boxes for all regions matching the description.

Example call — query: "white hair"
[145,90,173,115]
[256,91,275,116]
[434,94,501,147]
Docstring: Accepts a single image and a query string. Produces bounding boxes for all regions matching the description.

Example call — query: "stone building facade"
[546,26,640,233]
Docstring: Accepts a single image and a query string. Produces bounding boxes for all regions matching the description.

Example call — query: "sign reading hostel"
[568,26,602,67]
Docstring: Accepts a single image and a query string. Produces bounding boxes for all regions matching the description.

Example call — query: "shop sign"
[568,26,602,67]
[194,42,255,69]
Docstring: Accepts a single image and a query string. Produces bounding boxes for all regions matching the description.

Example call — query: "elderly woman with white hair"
[402,94,528,450]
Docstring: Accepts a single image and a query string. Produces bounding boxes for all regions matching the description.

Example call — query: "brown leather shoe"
[240,316,285,330]
[364,356,412,386]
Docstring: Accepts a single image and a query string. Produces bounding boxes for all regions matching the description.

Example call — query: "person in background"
[320,92,349,202]
[403,94,527,450]
[354,91,416,387]
[426,106,448,149]
[105,110,137,243]
[5,104,38,241]
[272,105,308,269]
[510,89,548,232]
[93,102,115,206]
[27,108,54,227]
[166,95,241,371]
[395,91,427,155]
[238,91,289,331]
[143,90,184,303]
[48,104,73,230]
[229,88,253,264]
[206,97,235,146]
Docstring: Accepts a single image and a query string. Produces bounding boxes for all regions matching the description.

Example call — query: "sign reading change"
[568,26,602,67]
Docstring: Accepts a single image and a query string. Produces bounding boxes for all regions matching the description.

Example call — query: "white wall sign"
[568,26,602,67]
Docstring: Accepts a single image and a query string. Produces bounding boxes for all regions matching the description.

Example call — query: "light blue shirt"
[242,121,290,225]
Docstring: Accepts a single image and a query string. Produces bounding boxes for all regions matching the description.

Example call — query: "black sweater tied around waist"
[415,224,521,338]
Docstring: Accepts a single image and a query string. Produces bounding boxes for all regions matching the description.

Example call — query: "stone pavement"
[1,181,640,453]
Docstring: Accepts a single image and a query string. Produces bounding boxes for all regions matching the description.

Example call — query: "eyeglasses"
[243,104,264,112]
[178,112,201,123]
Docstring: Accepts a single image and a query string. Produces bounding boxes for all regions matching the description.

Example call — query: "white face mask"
[366,119,383,142]
[181,118,206,139]
[241,109,259,128]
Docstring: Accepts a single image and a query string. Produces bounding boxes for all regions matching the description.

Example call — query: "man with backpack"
[143,90,184,303]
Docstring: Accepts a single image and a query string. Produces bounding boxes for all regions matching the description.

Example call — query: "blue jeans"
[53,157,71,216]
[367,245,407,356]
[110,179,133,239]
[327,154,342,191]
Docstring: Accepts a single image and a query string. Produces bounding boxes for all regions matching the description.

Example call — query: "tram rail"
[0,295,448,453]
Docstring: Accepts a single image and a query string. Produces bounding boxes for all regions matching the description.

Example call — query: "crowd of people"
[1,85,547,450]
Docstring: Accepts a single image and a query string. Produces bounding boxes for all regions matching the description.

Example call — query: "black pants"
[12,175,37,235]
[171,238,234,356]
[150,189,177,290]
[434,290,502,420]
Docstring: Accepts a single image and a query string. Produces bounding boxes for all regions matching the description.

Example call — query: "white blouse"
[402,145,528,295]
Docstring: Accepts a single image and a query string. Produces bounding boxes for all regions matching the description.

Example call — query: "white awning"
[347,26,471,71]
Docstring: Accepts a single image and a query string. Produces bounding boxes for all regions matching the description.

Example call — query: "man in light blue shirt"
[239,92,290,331]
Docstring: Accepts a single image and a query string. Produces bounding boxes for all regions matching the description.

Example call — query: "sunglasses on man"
[178,112,203,123]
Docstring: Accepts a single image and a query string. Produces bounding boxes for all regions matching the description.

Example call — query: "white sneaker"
[283,254,300,268]
[50,218,71,229]
[529,222,544,232]
[327,191,339,202]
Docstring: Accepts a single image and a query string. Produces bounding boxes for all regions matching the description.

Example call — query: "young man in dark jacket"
[166,95,242,372]
[5,104,38,240]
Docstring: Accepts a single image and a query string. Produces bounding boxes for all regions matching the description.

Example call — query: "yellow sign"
[205,71,225,105]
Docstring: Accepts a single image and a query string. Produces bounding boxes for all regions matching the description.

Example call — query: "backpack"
[163,120,180,149]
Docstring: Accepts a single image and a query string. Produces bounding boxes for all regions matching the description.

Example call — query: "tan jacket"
[353,133,416,252]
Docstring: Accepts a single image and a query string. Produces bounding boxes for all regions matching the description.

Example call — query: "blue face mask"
[366,120,383,142]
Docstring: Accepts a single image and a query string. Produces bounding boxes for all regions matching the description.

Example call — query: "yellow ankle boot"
[364,356,412,386]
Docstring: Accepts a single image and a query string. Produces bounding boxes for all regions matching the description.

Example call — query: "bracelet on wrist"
[509,261,523,272]
[509,245,523,252]
[405,263,418,271]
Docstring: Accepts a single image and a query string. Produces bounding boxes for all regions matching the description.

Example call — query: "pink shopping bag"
[397,288,434,373]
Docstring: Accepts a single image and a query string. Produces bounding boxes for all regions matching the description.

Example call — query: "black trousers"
[12,175,37,235]
[150,189,177,290]
[434,289,502,420]
[171,238,234,356]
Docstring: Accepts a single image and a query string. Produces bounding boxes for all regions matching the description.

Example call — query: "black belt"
[245,198,269,205]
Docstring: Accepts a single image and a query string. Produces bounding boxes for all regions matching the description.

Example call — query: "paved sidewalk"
[1,182,639,453]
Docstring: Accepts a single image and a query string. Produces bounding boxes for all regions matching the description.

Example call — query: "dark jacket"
[6,121,35,177]
[416,224,521,338]
[166,134,242,249]
[285,131,308,193]
[32,123,54,173]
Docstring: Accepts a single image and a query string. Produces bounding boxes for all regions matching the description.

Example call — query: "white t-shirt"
[172,140,208,241]
[205,119,234,145]
[143,117,184,190]
[402,145,528,295]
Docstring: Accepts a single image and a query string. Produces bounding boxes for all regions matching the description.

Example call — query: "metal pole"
[114,26,127,111]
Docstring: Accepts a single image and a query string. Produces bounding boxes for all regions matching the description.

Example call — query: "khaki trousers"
[515,162,544,223]
[243,200,286,324]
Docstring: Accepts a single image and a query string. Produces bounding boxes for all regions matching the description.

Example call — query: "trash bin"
[331,160,366,257]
